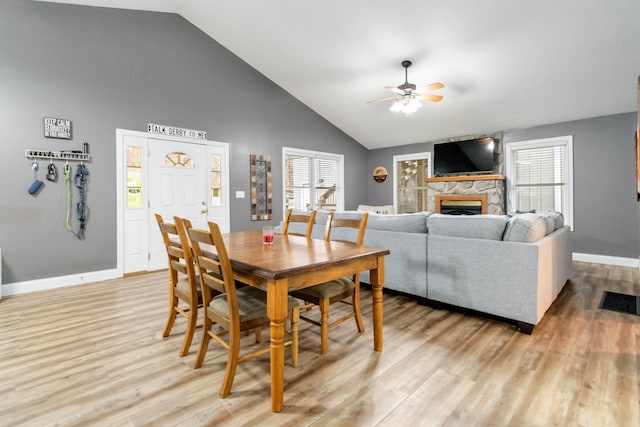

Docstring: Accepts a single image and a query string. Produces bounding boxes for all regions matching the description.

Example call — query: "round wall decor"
[373,166,388,183]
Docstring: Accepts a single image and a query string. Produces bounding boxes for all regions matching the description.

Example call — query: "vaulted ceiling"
[38,1,640,149]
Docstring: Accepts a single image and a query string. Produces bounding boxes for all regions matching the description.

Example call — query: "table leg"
[267,278,289,412]
[369,256,385,351]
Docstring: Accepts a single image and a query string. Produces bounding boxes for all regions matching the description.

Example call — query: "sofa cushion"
[315,210,330,225]
[541,211,564,230]
[366,212,430,233]
[427,214,509,241]
[315,210,363,225]
[541,215,555,235]
[503,213,547,242]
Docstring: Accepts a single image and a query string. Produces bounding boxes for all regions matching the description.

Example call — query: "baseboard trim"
[573,252,639,268]
[2,269,121,297]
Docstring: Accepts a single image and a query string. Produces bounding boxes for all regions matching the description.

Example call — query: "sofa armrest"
[428,226,571,325]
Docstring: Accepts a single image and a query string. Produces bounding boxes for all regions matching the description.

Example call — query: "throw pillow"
[367,212,430,233]
[503,213,547,243]
[541,211,564,230]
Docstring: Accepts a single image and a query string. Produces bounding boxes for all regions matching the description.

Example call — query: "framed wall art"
[43,117,72,139]
[250,154,272,220]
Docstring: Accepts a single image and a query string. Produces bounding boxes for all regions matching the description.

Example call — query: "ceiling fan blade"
[366,96,397,104]
[415,82,445,93]
[416,94,444,102]
[384,86,404,95]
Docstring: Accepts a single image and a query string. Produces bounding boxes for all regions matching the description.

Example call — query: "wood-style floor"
[1,261,638,426]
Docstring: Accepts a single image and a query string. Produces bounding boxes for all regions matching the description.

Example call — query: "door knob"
[201,208,208,214]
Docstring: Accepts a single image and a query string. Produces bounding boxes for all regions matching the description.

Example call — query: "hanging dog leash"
[74,163,89,240]
[64,163,74,233]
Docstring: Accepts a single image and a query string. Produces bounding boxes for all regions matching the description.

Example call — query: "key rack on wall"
[24,149,91,162]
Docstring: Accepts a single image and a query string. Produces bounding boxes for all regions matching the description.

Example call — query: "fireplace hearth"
[436,195,487,215]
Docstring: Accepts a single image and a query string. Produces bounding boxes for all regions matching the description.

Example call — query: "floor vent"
[599,290,640,316]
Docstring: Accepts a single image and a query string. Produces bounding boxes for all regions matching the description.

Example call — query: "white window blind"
[314,157,338,211]
[514,146,566,212]
[506,136,573,228]
[283,148,343,212]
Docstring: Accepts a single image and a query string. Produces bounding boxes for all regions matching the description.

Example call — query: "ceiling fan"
[367,60,444,114]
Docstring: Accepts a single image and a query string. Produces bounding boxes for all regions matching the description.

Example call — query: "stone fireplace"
[425,175,506,215]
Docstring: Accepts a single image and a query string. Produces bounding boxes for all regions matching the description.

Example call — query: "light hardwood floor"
[1,261,638,426]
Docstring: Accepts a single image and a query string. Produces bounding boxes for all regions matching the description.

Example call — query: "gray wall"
[0,1,368,283]
[1,1,636,285]
[504,113,638,259]
[367,141,434,206]
[367,112,639,259]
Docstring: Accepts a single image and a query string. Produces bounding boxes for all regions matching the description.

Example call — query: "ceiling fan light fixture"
[390,95,422,115]
[390,100,404,112]
[408,98,422,110]
[402,101,420,115]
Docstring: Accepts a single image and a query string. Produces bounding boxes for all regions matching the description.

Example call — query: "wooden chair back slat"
[187,224,235,301]
[172,216,197,287]
[166,246,182,258]
[323,212,368,246]
[282,208,317,238]
[170,260,187,275]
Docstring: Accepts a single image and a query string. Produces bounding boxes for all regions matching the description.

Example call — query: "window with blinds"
[393,153,431,214]
[283,148,343,212]
[505,136,573,227]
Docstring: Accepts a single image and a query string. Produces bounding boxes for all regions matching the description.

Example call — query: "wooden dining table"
[216,230,390,412]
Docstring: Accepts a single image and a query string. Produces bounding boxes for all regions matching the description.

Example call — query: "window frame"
[505,135,574,229]
[161,151,195,168]
[125,145,143,209]
[393,152,432,214]
[282,147,344,214]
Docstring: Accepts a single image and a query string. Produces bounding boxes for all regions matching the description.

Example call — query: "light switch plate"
[235,191,245,198]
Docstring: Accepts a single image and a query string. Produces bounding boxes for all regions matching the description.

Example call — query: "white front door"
[148,138,208,270]
[117,129,230,275]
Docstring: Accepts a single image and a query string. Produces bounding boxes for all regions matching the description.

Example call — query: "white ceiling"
[38,0,640,149]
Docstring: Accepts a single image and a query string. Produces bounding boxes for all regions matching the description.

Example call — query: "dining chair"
[289,211,369,354]
[281,208,317,238]
[155,214,201,357]
[187,220,300,398]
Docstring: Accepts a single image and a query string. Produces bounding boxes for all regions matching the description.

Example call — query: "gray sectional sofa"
[277,210,572,334]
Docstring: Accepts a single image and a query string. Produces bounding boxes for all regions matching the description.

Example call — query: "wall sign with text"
[147,123,207,140]
[44,117,72,139]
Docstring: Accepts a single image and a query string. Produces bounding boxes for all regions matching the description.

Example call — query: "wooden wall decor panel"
[250,154,272,220]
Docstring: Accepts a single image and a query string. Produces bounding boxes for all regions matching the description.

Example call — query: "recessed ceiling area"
[36,0,640,149]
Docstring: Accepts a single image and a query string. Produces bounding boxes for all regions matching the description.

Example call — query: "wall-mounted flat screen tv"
[433,137,495,175]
